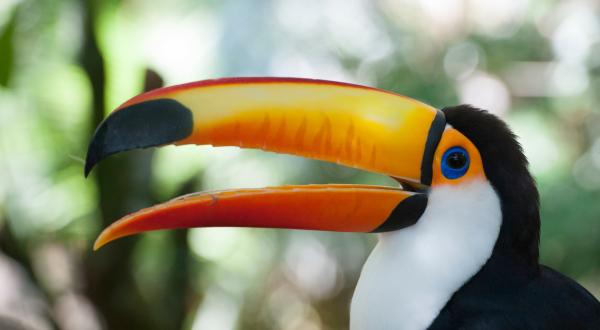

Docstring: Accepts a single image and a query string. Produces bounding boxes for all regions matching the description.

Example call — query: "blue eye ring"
[441,147,470,179]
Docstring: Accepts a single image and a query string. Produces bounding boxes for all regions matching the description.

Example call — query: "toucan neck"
[491,179,541,272]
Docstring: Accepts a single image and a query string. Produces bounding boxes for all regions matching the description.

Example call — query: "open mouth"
[86,77,444,250]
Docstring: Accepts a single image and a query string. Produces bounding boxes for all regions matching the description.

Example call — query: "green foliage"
[0,11,15,86]
[0,0,598,329]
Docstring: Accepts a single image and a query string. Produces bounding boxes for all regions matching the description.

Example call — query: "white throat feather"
[350,179,502,330]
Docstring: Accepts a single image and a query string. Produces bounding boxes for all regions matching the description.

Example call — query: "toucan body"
[85,77,600,329]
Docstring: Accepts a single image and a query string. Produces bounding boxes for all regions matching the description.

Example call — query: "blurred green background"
[0,0,599,329]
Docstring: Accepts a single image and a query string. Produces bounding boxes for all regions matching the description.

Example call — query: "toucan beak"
[87,77,445,250]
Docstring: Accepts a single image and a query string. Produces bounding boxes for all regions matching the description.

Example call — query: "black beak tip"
[82,98,194,178]
[84,144,101,177]
[83,117,116,178]
[84,157,94,178]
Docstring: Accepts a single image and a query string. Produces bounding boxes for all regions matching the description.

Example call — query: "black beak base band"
[371,193,428,233]
[419,110,446,186]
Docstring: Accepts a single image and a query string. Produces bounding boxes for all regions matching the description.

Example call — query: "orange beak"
[86,77,445,250]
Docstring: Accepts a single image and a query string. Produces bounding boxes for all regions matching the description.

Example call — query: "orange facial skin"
[431,127,486,186]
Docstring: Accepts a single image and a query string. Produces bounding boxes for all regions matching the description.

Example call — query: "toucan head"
[86,77,539,265]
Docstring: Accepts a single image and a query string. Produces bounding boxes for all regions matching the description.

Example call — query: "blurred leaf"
[0,9,15,86]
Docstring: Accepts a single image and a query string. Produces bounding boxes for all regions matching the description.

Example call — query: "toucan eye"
[441,147,469,179]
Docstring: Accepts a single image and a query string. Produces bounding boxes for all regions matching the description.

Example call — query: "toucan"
[85,77,600,329]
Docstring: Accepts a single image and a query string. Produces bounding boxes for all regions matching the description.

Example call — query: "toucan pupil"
[447,152,466,169]
[440,147,470,179]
